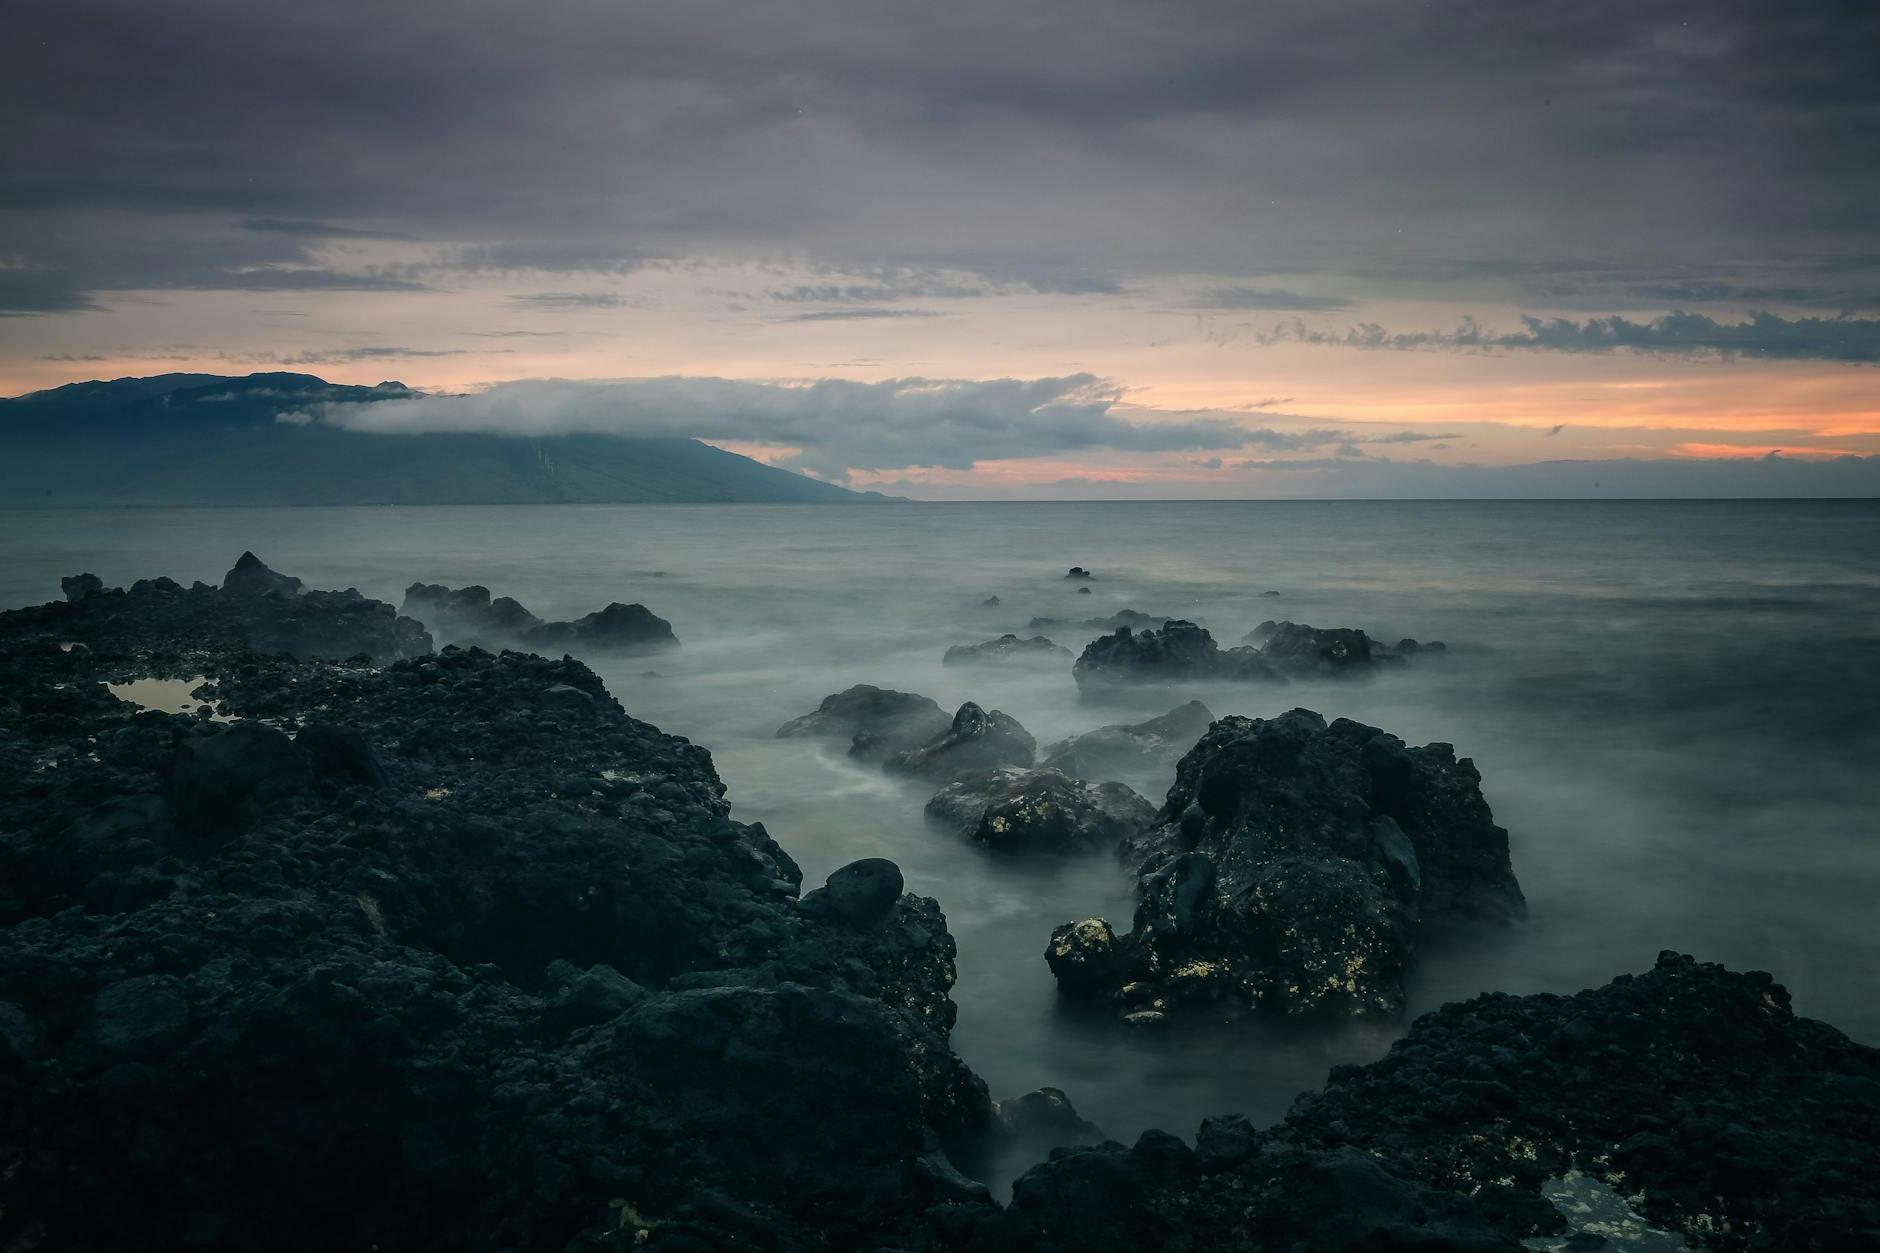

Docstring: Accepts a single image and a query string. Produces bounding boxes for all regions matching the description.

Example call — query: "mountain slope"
[0,373,889,505]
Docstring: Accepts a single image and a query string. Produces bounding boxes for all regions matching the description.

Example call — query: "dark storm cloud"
[2,0,1875,310]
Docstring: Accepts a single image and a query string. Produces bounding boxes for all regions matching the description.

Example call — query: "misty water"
[6,499,1878,1185]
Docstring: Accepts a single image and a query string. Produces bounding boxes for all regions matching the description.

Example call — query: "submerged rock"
[925,767,1155,855]
[1073,620,1277,689]
[1046,708,1523,1020]
[942,634,1073,667]
[775,683,953,762]
[1042,700,1215,783]
[884,701,1037,783]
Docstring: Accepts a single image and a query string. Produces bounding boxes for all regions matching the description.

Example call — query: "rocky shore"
[2,557,1875,1250]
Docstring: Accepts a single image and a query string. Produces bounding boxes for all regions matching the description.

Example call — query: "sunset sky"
[4,0,1876,497]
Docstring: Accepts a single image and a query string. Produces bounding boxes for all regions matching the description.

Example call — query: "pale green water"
[5,499,1878,1161]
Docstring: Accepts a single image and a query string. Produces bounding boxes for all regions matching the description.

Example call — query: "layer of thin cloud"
[1255,311,1880,364]
[303,374,1354,479]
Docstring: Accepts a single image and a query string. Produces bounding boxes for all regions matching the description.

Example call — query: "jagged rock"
[942,634,1073,667]
[402,583,676,655]
[1073,620,1277,689]
[775,684,953,762]
[60,572,104,601]
[884,702,1037,783]
[1046,708,1523,1019]
[1041,700,1214,783]
[925,767,1154,854]
[221,551,303,598]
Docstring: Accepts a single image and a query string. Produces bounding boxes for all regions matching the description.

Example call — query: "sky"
[3,0,1877,498]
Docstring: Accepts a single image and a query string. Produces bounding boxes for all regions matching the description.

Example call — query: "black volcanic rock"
[884,701,1037,783]
[776,683,953,762]
[0,594,989,1250]
[925,767,1155,855]
[1046,708,1523,1020]
[60,572,105,601]
[942,634,1073,667]
[1065,566,1093,579]
[402,583,676,655]
[28,557,430,663]
[1245,620,1449,675]
[1041,700,1215,783]
[1028,608,1172,634]
[1073,620,1278,689]
[221,550,304,598]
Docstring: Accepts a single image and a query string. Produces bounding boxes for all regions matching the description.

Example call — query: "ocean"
[6,498,1878,1178]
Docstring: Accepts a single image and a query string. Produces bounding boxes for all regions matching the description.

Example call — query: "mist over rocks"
[1073,619,1279,690]
[925,767,1155,855]
[942,633,1073,667]
[1027,608,1173,634]
[1245,619,1448,676]
[775,683,953,761]
[1040,700,1216,785]
[884,701,1038,783]
[1047,708,1523,1021]
[401,581,678,656]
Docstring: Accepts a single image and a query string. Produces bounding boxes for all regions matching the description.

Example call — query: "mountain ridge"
[0,372,894,505]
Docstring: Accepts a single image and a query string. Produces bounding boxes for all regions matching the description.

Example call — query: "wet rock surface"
[402,581,678,655]
[775,682,954,762]
[1041,699,1215,784]
[885,701,1038,783]
[1246,619,1447,676]
[3,567,1875,1252]
[925,767,1155,855]
[1047,708,1524,1019]
[0,583,988,1250]
[942,634,1073,667]
[1073,620,1278,689]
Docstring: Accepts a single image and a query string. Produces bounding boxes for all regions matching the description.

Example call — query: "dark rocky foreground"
[1048,709,1525,1021]
[3,560,1876,1251]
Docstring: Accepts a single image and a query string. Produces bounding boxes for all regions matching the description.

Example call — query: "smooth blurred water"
[5,499,1878,1164]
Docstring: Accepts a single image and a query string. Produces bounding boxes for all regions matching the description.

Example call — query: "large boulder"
[530,602,677,654]
[884,701,1036,783]
[220,551,304,598]
[942,634,1072,667]
[60,572,105,601]
[1046,708,1523,1020]
[775,684,954,762]
[1245,619,1380,675]
[1041,700,1215,783]
[925,767,1155,855]
[1073,620,1277,689]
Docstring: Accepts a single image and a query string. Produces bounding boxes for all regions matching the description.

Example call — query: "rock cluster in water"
[776,682,954,761]
[925,767,1156,855]
[942,634,1072,667]
[1073,619,1278,688]
[1047,708,1524,1021]
[4,558,1875,1250]
[885,701,1038,782]
[1040,700,1215,784]
[402,581,678,655]
[1245,619,1447,676]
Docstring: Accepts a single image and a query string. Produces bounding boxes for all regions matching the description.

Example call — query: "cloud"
[1255,311,1880,364]
[239,218,410,241]
[1189,286,1352,311]
[265,346,479,365]
[504,292,628,309]
[777,308,944,322]
[303,373,1286,479]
